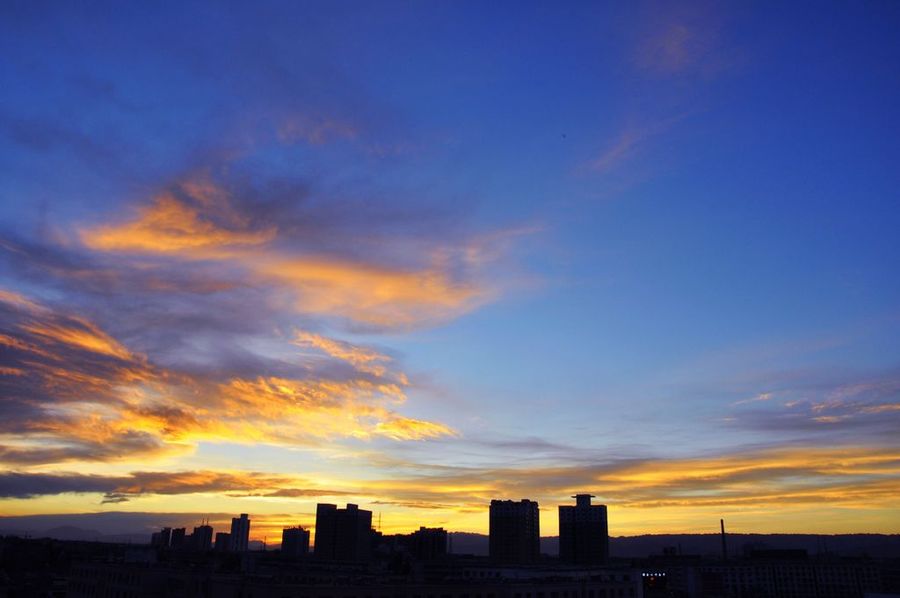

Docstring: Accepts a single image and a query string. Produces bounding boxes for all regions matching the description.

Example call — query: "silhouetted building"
[230,513,250,552]
[559,494,609,564]
[62,544,645,598]
[170,527,186,549]
[192,524,213,551]
[489,499,539,563]
[150,527,171,548]
[215,532,231,552]
[282,526,310,557]
[409,527,448,561]
[641,554,884,598]
[314,503,373,561]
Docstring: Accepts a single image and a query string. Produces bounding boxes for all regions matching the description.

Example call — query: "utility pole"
[720,519,728,561]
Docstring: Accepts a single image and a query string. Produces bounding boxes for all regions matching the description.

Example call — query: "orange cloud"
[79,177,505,329]
[337,445,900,522]
[0,290,47,313]
[374,417,457,441]
[295,331,393,376]
[259,254,486,328]
[3,444,899,535]
[862,403,900,414]
[21,317,133,360]
[82,187,275,254]
[216,375,453,443]
[0,290,455,467]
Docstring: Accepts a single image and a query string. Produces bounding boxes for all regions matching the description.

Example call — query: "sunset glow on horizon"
[2,1,900,542]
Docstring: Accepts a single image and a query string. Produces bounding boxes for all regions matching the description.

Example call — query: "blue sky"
[1,1,899,537]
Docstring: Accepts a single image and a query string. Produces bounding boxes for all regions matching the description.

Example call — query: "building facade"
[282,526,311,557]
[559,494,609,565]
[170,527,186,549]
[214,532,231,552]
[314,503,374,561]
[230,513,250,552]
[191,524,213,551]
[150,527,171,548]
[409,527,448,561]
[489,499,540,564]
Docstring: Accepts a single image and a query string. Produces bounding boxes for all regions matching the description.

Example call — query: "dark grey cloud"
[0,469,341,502]
[0,472,122,499]
[0,434,166,467]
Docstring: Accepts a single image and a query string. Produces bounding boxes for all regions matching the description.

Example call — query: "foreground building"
[150,527,171,548]
[314,503,373,561]
[489,499,540,564]
[559,494,609,565]
[66,554,644,598]
[640,549,885,598]
[282,526,311,557]
[191,523,213,551]
[230,513,250,552]
[409,526,448,561]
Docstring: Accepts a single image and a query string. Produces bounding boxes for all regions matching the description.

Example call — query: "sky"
[1,1,900,543]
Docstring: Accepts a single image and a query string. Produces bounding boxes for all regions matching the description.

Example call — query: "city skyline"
[2,1,900,541]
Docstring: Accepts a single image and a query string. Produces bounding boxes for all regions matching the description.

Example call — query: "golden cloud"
[339,445,900,517]
[295,331,394,377]
[0,290,456,467]
[82,189,275,254]
[78,177,505,329]
[374,417,457,441]
[3,443,898,535]
[258,255,486,328]
[22,317,133,360]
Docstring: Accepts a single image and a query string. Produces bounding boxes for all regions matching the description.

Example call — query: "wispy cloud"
[294,331,398,379]
[632,4,731,77]
[83,187,277,254]
[78,174,511,330]
[728,368,900,441]
[588,114,687,174]
[0,470,351,504]
[732,391,774,406]
[0,289,456,466]
[635,23,710,75]
[5,444,898,519]
[277,116,358,146]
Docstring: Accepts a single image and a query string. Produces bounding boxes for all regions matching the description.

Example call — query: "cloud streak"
[78,175,505,330]
[4,444,898,517]
[0,288,455,466]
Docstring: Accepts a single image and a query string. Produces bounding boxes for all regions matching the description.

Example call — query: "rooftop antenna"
[378,512,382,532]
